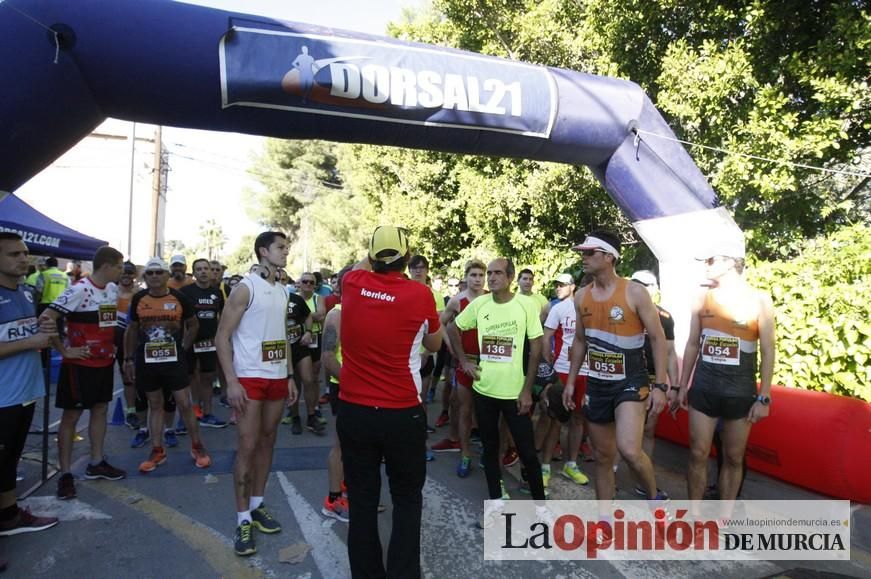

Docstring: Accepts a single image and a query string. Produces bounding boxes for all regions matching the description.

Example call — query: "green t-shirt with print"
[454,293,543,399]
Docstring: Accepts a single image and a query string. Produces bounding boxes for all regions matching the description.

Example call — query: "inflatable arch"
[3,0,868,502]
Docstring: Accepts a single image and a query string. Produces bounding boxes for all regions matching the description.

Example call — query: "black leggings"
[473,390,545,500]
[0,403,35,493]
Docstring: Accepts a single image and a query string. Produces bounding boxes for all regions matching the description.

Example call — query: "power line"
[635,128,871,179]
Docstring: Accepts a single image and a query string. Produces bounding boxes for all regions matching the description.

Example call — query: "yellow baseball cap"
[369,226,409,264]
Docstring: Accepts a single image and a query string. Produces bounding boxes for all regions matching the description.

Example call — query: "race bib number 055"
[144,341,178,363]
[481,336,513,363]
[261,340,287,363]
[701,335,740,366]
[587,350,626,381]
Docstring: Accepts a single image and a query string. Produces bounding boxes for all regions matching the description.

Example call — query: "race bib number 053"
[701,335,740,366]
[587,350,626,381]
[481,336,513,363]
[144,341,178,364]
[261,340,287,363]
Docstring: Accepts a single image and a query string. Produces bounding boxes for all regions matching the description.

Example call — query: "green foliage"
[749,224,871,401]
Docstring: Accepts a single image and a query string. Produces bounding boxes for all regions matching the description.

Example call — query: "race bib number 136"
[481,336,513,363]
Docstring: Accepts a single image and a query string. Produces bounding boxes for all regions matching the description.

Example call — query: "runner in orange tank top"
[675,238,775,503]
[561,231,670,503]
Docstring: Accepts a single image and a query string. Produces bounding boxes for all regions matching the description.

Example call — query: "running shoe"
[456,456,472,478]
[85,460,126,481]
[198,414,228,429]
[234,520,256,556]
[16,471,23,482]
[139,447,167,473]
[251,503,281,533]
[425,449,435,462]
[191,443,212,469]
[175,420,188,436]
[322,496,350,523]
[0,507,58,537]
[425,423,436,434]
[431,438,461,452]
[501,448,519,467]
[219,396,231,408]
[163,429,178,447]
[280,412,294,425]
[340,480,347,497]
[290,416,302,435]
[306,415,326,434]
[130,429,150,448]
[500,480,510,500]
[56,473,76,500]
[541,467,551,489]
[313,407,327,426]
[435,410,450,428]
[634,485,669,499]
[193,405,203,419]
[561,463,590,486]
[125,412,140,430]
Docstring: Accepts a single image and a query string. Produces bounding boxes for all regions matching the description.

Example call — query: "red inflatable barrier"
[655,385,871,503]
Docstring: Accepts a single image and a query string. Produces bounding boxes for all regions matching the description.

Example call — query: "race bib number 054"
[587,350,626,381]
[261,340,287,363]
[144,341,178,364]
[481,336,513,363]
[701,335,740,366]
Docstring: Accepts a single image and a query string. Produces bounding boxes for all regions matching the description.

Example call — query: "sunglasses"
[704,256,732,266]
[300,280,315,285]
[144,270,164,276]
[580,249,606,257]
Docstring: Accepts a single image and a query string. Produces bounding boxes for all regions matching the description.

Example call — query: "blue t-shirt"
[0,284,44,407]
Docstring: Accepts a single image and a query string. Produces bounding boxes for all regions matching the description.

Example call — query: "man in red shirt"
[337,226,442,579]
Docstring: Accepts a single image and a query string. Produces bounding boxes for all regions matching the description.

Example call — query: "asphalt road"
[5,374,870,579]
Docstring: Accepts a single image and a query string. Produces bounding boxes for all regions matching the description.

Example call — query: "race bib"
[587,350,626,381]
[193,339,216,353]
[261,340,287,363]
[287,324,302,344]
[480,336,514,363]
[307,333,318,349]
[98,304,118,328]
[701,335,740,366]
[144,341,178,363]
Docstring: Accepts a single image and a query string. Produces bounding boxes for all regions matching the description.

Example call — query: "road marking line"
[19,495,111,521]
[276,471,351,579]
[90,482,269,579]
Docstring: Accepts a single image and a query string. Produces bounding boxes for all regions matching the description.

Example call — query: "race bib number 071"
[261,340,287,363]
[98,304,118,328]
[701,335,740,365]
[587,350,626,381]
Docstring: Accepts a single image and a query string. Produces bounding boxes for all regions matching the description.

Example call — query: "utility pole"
[150,126,164,257]
[126,122,136,258]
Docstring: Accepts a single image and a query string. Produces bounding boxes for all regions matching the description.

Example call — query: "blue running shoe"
[198,414,228,429]
[456,456,472,478]
[425,449,435,462]
[130,429,150,448]
[175,420,188,436]
[163,429,179,448]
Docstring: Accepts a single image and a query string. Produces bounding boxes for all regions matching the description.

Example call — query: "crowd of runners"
[0,225,775,577]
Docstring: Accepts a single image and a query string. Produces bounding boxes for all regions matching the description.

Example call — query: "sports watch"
[755,395,771,405]
[652,383,668,393]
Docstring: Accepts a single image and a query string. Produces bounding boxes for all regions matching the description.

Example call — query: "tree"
[195,218,228,261]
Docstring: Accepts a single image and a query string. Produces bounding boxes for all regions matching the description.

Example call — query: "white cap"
[694,236,746,261]
[552,273,575,285]
[169,254,186,266]
[630,270,658,287]
[572,235,620,258]
[144,257,169,272]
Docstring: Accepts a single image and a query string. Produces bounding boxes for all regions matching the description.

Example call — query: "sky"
[14,0,425,265]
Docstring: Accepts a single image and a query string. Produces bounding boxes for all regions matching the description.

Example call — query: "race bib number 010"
[193,339,216,353]
[98,304,118,328]
[261,340,287,363]
[144,341,178,363]
[587,350,626,381]
[701,335,740,365]
[481,336,513,363]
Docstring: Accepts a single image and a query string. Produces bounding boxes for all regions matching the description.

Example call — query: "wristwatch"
[652,383,668,393]
[756,395,771,405]
[670,386,681,392]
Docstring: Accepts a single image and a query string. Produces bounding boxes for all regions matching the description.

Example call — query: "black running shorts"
[583,379,650,424]
[688,388,755,420]
[55,363,115,410]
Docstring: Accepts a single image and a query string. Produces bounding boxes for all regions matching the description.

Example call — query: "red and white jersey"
[339,269,441,408]
[49,277,119,367]
[544,298,577,374]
